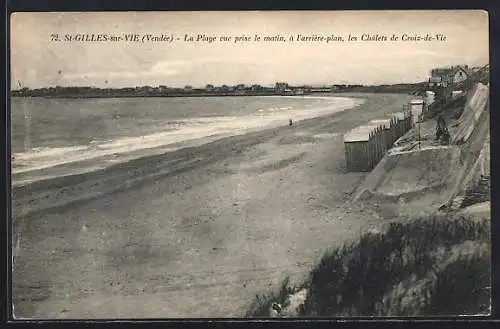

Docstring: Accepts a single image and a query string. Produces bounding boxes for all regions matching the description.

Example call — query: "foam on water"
[12,96,364,174]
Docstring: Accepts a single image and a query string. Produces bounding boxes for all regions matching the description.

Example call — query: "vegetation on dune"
[246,276,301,317]
[247,214,491,317]
[461,175,490,208]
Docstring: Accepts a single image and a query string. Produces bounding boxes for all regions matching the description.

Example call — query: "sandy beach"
[13,93,412,319]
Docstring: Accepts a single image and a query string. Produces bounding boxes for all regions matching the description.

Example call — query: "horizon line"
[12,81,428,90]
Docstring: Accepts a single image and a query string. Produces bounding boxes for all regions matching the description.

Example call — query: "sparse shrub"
[245,276,301,317]
[424,251,490,315]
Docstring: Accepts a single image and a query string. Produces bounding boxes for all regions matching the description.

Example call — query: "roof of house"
[431,65,471,77]
[453,67,470,75]
[431,68,453,77]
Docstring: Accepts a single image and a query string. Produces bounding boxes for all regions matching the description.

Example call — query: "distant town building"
[250,84,262,92]
[297,85,312,93]
[274,82,289,92]
[429,65,470,88]
[183,85,193,92]
[451,65,470,83]
[428,76,445,89]
[232,84,245,95]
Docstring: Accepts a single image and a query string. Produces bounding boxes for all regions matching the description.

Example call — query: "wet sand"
[12,93,411,319]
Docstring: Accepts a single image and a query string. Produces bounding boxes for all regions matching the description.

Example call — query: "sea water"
[11,95,363,174]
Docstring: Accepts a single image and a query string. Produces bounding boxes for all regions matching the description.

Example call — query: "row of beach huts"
[343,65,488,173]
[343,95,432,172]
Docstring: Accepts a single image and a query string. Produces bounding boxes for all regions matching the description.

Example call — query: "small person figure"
[441,127,450,145]
[289,118,293,127]
[435,114,446,141]
[437,114,446,128]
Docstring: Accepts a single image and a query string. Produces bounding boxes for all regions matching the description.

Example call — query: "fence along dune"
[344,109,413,173]
[369,119,394,151]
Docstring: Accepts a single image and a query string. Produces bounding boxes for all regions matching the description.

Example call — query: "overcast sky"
[10,10,488,88]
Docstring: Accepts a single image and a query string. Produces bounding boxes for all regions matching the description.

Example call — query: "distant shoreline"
[11,93,309,99]
[11,83,424,99]
[11,88,419,99]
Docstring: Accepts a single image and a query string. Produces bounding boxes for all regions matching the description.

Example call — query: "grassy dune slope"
[247,213,490,317]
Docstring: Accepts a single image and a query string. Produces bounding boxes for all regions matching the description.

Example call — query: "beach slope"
[13,93,411,319]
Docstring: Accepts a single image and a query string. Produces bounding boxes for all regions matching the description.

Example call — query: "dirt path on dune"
[13,93,411,319]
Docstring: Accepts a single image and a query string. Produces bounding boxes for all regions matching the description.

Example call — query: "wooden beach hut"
[410,99,425,124]
[344,123,382,172]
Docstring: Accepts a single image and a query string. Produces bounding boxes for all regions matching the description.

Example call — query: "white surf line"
[12,97,364,176]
